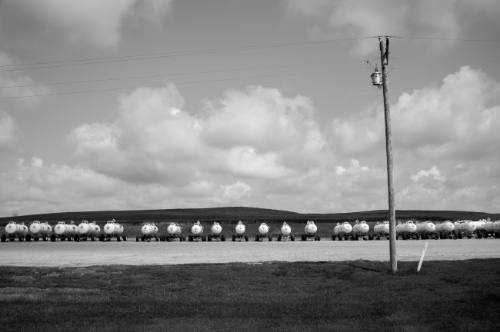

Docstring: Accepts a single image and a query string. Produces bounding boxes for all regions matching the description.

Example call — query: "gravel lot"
[1,239,499,267]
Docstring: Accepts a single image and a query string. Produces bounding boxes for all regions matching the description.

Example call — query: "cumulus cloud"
[283,0,500,55]
[70,83,323,185]
[202,86,318,151]
[70,84,202,184]
[0,0,174,47]
[393,66,500,159]
[3,65,500,215]
[333,66,500,158]
[51,82,329,215]
[2,80,332,213]
[331,66,500,211]
[0,157,121,216]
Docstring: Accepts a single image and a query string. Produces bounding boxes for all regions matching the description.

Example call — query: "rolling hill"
[1,207,499,225]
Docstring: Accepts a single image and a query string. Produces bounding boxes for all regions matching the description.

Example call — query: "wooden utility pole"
[379,36,397,273]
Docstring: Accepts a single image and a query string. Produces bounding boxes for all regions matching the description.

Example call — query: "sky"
[0,0,499,216]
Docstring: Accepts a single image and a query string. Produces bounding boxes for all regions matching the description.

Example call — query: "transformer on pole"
[371,36,397,273]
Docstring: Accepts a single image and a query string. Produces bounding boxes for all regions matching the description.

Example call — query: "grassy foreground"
[1,260,499,331]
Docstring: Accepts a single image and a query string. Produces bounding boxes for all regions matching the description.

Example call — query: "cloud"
[0,157,121,216]
[0,52,49,105]
[335,159,369,176]
[53,82,328,215]
[222,181,251,201]
[70,83,324,185]
[3,66,500,215]
[332,66,500,158]
[392,66,500,159]
[203,85,325,173]
[226,147,293,179]
[0,0,174,48]
[331,66,500,211]
[283,0,500,55]
[202,86,322,152]
[411,166,446,183]
[70,84,202,184]
[0,111,17,148]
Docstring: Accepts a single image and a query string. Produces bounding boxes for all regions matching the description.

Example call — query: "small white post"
[417,242,429,273]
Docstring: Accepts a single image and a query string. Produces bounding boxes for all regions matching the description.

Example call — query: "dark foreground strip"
[1,259,499,331]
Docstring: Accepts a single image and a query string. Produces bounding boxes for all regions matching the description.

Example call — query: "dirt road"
[1,239,499,266]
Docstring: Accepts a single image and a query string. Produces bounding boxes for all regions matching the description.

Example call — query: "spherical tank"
[235,221,246,235]
[191,222,203,235]
[304,221,317,235]
[54,222,67,235]
[211,222,222,235]
[258,223,269,235]
[167,223,181,235]
[281,222,291,235]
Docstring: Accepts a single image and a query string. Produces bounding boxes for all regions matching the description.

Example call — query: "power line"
[369,35,500,43]
[0,64,292,89]
[398,36,500,43]
[0,72,298,99]
[0,37,369,73]
[1,35,496,73]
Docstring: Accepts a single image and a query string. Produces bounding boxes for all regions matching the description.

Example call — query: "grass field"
[1,260,499,331]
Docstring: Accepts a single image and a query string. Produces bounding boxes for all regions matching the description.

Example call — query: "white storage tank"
[301,220,320,241]
[51,221,79,241]
[211,222,222,235]
[2,221,28,242]
[405,221,417,234]
[104,219,124,235]
[281,222,292,236]
[188,221,205,242]
[454,220,476,236]
[278,221,294,241]
[77,220,100,241]
[416,221,436,233]
[333,222,353,240]
[165,222,184,242]
[232,221,248,242]
[352,220,370,240]
[167,222,182,235]
[191,221,203,235]
[472,219,489,238]
[435,221,455,239]
[29,220,52,235]
[374,221,390,238]
[235,221,246,235]
[416,221,436,239]
[304,220,317,235]
[27,220,52,241]
[5,221,28,236]
[396,220,417,240]
[102,219,126,241]
[255,222,272,242]
[140,223,158,236]
[494,221,500,235]
[258,223,269,235]
[137,223,159,242]
[207,221,225,242]
[484,220,495,233]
